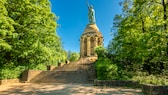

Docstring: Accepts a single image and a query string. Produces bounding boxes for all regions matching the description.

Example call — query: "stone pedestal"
[80,24,103,62]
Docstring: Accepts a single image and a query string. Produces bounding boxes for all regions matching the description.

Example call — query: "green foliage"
[68,51,80,62]
[0,0,66,79]
[0,0,66,66]
[132,75,168,85]
[25,63,47,70]
[96,57,113,80]
[95,57,131,80]
[108,0,168,74]
[35,64,47,70]
[0,66,25,80]
[94,0,168,85]
[95,46,106,57]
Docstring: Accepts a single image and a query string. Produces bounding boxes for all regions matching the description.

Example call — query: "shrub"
[95,46,106,57]
[96,57,120,80]
[0,66,25,80]
[25,63,47,70]
[69,52,80,62]
[33,64,47,70]
[131,75,168,85]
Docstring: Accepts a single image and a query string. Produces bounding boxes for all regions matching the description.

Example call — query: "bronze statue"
[87,0,96,24]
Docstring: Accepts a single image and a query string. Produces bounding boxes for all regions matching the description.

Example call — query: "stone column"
[87,37,91,56]
[100,37,104,46]
[80,38,84,57]
[98,37,103,46]
[94,37,98,47]
[94,37,98,56]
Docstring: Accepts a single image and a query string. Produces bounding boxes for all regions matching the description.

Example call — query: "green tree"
[108,0,168,74]
[0,0,66,68]
[95,46,106,57]
[0,0,17,67]
[68,52,80,62]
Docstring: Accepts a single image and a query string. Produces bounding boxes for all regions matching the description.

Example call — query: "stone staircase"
[30,62,96,84]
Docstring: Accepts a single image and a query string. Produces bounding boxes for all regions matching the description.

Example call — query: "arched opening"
[98,38,102,46]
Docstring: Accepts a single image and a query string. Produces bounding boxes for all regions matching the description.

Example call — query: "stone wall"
[21,64,66,82]
[58,63,65,67]
[94,80,168,95]
[47,65,56,71]
[79,57,97,64]
[142,84,168,95]
[0,79,20,85]
[21,70,43,82]
[94,80,140,87]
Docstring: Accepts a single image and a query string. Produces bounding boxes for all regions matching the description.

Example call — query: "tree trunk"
[162,0,167,31]
[162,0,168,55]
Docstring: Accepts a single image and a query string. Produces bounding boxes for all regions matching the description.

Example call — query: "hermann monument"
[80,0,104,63]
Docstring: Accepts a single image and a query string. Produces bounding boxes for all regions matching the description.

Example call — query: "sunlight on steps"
[30,61,96,84]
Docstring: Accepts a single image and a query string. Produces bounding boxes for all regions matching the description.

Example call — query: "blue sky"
[49,0,122,52]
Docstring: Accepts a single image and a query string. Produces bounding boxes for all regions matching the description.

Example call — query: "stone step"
[53,64,91,71]
[30,63,96,84]
[30,71,90,84]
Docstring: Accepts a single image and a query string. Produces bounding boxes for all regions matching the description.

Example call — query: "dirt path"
[0,83,143,95]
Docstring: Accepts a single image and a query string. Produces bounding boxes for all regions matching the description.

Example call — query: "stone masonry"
[80,24,103,62]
